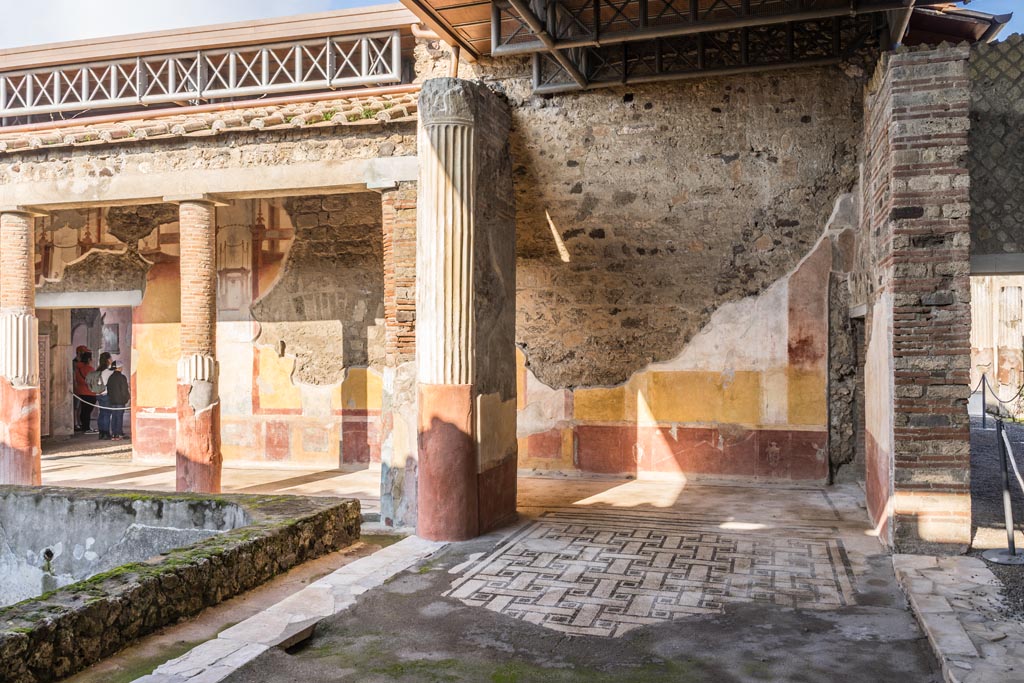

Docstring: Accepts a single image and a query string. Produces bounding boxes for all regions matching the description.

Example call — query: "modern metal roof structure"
[401,0,1013,92]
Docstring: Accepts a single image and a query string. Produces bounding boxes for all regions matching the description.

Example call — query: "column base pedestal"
[175,383,222,493]
[0,378,41,485]
[418,383,478,541]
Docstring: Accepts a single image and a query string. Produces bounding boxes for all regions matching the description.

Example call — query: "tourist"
[105,362,129,441]
[73,348,97,434]
[90,352,112,440]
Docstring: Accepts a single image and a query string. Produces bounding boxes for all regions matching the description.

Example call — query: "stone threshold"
[133,535,445,683]
[893,554,1024,683]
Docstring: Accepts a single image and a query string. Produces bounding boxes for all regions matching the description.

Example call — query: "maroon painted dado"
[417,383,478,541]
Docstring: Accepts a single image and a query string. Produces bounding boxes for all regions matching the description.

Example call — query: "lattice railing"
[0,30,402,117]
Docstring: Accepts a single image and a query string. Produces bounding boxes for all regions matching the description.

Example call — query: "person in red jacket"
[73,347,97,434]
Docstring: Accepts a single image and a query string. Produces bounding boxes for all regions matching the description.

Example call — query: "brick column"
[862,46,972,553]
[416,79,516,541]
[174,198,221,493]
[380,182,419,528]
[0,209,42,485]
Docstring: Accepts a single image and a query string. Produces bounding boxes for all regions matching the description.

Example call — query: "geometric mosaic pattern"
[446,509,856,637]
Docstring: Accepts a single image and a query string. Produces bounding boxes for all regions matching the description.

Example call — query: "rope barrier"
[974,374,1024,405]
[983,374,1024,407]
[72,394,131,411]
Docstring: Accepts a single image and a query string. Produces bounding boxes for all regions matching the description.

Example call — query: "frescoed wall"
[33,194,387,469]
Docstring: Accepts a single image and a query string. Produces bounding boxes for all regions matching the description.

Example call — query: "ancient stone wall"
[498,67,864,390]
[0,125,416,204]
[428,47,867,481]
[969,36,1024,256]
[253,193,385,384]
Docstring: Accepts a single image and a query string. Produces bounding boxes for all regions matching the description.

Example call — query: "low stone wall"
[0,486,360,683]
[0,488,250,607]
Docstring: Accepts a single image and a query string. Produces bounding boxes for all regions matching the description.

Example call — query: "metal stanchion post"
[982,375,987,429]
[983,418,1024,564]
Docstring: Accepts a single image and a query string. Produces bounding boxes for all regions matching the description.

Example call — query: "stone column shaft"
[0,210,41,485]
[416,98,479,541]
[175,199,221,493]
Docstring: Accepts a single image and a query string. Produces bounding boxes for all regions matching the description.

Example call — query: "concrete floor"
[220,481,940,682]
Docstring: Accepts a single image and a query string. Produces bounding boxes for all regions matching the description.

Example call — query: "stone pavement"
[216,481,941,682]
[39,442,383,518]
[895,555,1024,683]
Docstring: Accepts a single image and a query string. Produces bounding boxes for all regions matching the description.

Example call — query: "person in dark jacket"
[105,361,130,441]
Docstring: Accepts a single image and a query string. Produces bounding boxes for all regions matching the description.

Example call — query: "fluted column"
[0,210,41,485]
[174,198,221,492]
[416,83,479,541]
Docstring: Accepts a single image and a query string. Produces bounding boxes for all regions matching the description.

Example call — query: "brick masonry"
[178,201,217,359]
[0,212,34,310]
[381,182,417,368]
[860,46,972,553]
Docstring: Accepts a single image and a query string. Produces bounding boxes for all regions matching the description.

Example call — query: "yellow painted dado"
[256,347,302,411]
[134,322,180,408]
[477,392,517,471]
[787,368,827,426]
[336,367,383,411]
[516,348,527,410]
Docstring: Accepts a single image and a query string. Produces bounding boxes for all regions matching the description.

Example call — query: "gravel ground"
[969,415,1024,619]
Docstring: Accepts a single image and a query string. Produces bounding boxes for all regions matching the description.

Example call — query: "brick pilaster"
[862,46,972,553]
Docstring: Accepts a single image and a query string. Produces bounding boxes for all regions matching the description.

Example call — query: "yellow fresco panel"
[788,368,827,426]
[645,371,762,424]
[720,371,763,424]
[339,368,384,410]
[574,385,627,422]
[257,348,302,411]
[134,322,179,409]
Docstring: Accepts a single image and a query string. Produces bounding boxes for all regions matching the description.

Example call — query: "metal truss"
[0,31,402,118]
[492,0,949,93]
[533,13,883,92]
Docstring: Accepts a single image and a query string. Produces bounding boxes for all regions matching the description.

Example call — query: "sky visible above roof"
[967,0,1022,35]
[0,0,1019,50]
[0,0,373,49]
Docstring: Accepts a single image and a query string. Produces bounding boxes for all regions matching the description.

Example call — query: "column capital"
[0,310,39,387]
[162,193,231,207]
[419,79,477,128]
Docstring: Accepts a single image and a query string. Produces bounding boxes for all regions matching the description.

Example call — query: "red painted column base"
[0,378,41,485]
[175,383,222,493]
[417,383,478,541]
